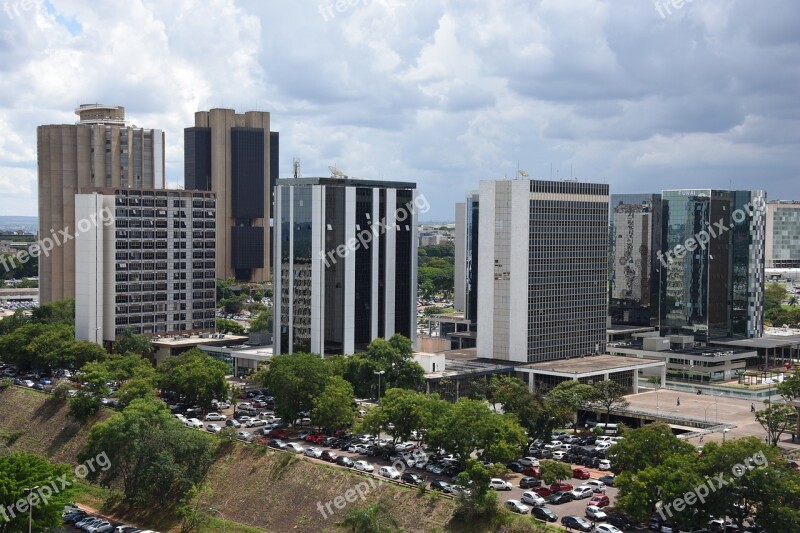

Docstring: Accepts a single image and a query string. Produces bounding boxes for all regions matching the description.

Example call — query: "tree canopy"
[157,348,229,409]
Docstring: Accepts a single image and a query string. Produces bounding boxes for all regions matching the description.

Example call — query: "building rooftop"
[607,325,657,333]
[711,334,800,350]
[616,339,754,356]
[518,354,664,374]
[276,177,416,189]
[152,334,248,347]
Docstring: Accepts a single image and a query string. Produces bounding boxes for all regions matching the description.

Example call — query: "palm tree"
[339,503,401,533]
[789,296,798,308]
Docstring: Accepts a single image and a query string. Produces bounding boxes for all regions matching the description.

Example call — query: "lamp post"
[373,370,386,405]
[209,507,227,533]
[23,486,38,533]
[722,428,730,443]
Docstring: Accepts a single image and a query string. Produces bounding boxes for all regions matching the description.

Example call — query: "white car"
[349,443,369,454]
[583,480,606,493]
[205,423,221,433]
[595,441,613,450]
[505,499,530,514]
[517,457,539,467]
[520,491,545,507]
[586,505,607,521]
[569,486,594,500]
[215,401,231,410]
[286,442,305,454]
[354,460,374,472]
[204,412,225,421]
[552,451,567,460]
[379,466,401,479]
[174,413,187,422]
[237,416,252,424]
[488,478,513,491]
[185,418,203,429]
[598,459,612,471]
[304,447,323,458]
[237,431,253,442]
[594,524,623,533]
[245,419,266,428]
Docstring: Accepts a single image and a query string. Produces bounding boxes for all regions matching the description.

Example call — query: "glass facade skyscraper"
[609,193,662,326]
[274,177,418,355]
[658,189,766,341]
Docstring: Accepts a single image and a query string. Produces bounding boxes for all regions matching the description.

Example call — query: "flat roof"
[425,358,514,381]
[276,177,416,189]
[440,347,479,360]
[518,354,664,374]
[607,325,657,332]
[152,334,248,347]
[617,339,754,356]
[710,335,800,349]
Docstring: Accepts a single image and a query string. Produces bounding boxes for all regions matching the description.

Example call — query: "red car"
[521,466,541,478]
[588,495,610,507]
[305,433,325,444]
[550,481,574,493]
[270,429,289,439]
[572,468,590,480]
[533,486,554,497]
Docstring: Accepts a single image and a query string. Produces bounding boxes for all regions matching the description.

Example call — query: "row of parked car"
[62,505,159,533]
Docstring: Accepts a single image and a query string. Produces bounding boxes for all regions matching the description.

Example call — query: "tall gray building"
[765,201,800,268]
[609,193,662,326]
[476,179,609,363]
[273,177,419,356]
[38,104,165,304]
[658,189,766,341]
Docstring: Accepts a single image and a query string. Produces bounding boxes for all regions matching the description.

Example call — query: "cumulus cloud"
[0,0,798,217]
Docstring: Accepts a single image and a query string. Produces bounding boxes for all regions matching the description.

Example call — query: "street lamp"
[209,507,227,533]
[373,370,386,404]
[23,486,39,533]
[722,428,730,443]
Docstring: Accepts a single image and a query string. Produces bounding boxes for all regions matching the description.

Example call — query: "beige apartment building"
[37,104,165,304]
[185,108,275,282]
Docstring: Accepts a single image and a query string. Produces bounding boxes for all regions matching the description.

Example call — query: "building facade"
[38,104,165,304]
[658,189,766,341]
[74,189,217,345]
[765,201,800,268]
[184,108,276,282]
[273,177,418,355]
[476,179,609,363]
[609,193,662,326]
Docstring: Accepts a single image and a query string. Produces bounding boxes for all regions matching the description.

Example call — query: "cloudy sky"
[1,0,799,220]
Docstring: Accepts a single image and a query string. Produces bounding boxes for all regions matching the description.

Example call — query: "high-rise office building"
[273,177,418,355]
[74,189,217,345]
[184,108,276,282]
[476,179,609,363]
[454,191,480,323]
[765,201,800,268]
[609,193,662,326]
[454,201,466,312]
[38,104,165,304]
[658,189,766,341]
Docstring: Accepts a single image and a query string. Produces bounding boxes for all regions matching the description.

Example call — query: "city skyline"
[1,1,799,219]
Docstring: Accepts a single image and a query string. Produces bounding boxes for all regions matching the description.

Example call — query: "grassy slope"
[0,386,458,532]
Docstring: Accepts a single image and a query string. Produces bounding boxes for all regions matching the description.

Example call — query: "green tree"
[79,398,215,506]
[0,452,75,532]
[778,370,800,401]
[30,298,74,325]
[157,348,229,409]
[607,423,695,474]
[362,335,425,394]
[755,403,797,445]
[69,363,111,423]
[546,380,595,432]
[113,328,153,356]
[538,459,572,485]
[764,282,788,314]
[365,389,437,445]
[453,459,500,523]
[591,380,630,424]
[261,353,330,425]
[215,318,244,335]
[311,376,357,430]
[249,308,273,333]
[221,295,246,315]
[339,503,400,533]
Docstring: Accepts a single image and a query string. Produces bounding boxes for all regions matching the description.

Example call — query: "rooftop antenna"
[293,158,301,179]
[328,164,346,178]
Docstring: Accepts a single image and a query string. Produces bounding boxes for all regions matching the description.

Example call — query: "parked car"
[561,515,594,532]
[598,474,615,487]
[572,467,591,480]
[205,423,221,433]
[401,472,424,485]
[531,506,558,522]
[379,466,401,479]
[599,459,612,471]
[353,460,374,473]
[270,429,289,439]
[430,480,451,492]
[589,494,611,508]
[286,442,305,454]
[550,481,573,493]
[583,480,606,493]
[237,431,253,442]
[586,505,608,521]
[520,491,546,507]
[552,451,567,460]
[546,491,575,505]
[225,419,241,428]
[607,512,634,530]
[519,476,541,489]
[245,419,266,428]
[204,412,225,421]
[321,450,339,462]
[303,447,323,458]
[336,456,355,468]
[518,456,539,467]
[507,461,524,473]
[505,499,530,514]
[268,439,288,450]
[594,525,624,533]
[570,486,595,500]
[488,478,513,491]
[185,418,203,429]
[532,486,554,498]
